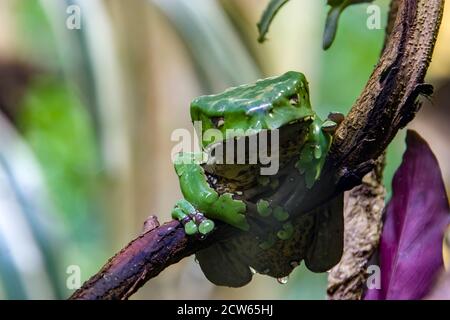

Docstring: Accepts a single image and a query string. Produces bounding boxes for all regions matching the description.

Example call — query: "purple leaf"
[365,130,450,300]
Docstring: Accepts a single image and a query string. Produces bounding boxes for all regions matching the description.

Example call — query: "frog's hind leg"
[304,194,344,272]
[195,242,253,287]
[172,199,215,236]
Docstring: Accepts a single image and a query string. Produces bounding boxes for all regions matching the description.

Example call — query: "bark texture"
[327,157,385,300]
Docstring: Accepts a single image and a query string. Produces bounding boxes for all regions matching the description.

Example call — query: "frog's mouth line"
[205,118,311,157]
[203,121,310,189]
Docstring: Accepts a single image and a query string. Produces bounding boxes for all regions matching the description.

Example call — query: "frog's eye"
[211,116,225,128]
[288,94,298,106]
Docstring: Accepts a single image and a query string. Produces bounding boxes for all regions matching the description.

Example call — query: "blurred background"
[0,0,448,300]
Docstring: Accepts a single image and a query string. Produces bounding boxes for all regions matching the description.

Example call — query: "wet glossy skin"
[172,71,335,236]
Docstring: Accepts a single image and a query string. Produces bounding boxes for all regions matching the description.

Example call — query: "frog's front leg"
[296,112,344,188]
[172,199,215,236]
[174,152,249,235]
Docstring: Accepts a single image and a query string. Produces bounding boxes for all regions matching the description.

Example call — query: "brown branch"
[70,219,237,299]
[69,0,445,300]
[327,155,386,300]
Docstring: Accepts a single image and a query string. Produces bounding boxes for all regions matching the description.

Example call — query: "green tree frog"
[172,71,344,286]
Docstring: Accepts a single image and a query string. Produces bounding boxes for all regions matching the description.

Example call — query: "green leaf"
[257,0,291,43]
[257,0,376,49]
[323,0,375,50]
[323,3,345,50]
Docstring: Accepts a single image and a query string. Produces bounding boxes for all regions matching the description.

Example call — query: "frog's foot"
[171,199,215,236]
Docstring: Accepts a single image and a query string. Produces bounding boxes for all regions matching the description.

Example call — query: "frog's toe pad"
[198,219,215,235]
[184,220,198,235]
[172,201,199,235]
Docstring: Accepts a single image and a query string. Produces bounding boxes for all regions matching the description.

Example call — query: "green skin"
[172,71,335,236]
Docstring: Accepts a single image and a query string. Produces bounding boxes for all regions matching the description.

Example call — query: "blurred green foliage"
[18,77,104,246]
[11,1,109,296]
[14,0,58,67]
[317,3,385,115]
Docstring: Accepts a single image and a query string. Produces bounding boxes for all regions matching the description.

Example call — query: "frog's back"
[191,71,309,115]
[190,72,314,148]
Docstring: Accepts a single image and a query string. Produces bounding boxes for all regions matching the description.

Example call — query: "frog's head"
[190,71,315,150]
